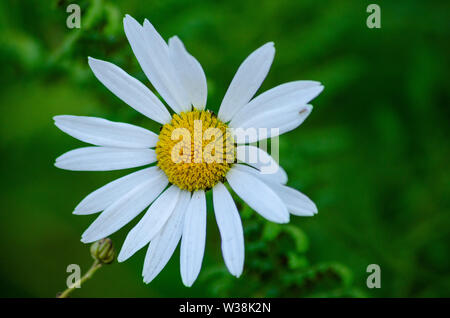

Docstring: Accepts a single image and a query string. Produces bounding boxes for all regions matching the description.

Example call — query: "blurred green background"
[0,0,448,297]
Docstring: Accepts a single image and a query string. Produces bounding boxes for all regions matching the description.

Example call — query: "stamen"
[156,110,235,192]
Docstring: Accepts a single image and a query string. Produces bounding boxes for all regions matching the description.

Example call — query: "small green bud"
[90,238,115,264]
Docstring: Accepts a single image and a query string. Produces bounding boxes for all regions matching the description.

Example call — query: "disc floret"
[156,110,235,191]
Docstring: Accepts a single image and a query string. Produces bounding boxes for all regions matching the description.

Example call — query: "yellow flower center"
[156,110,235,192]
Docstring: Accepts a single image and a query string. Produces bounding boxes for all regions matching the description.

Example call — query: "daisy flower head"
[54,14,323,287]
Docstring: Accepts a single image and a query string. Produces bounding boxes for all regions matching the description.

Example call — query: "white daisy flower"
[54,14,323,287]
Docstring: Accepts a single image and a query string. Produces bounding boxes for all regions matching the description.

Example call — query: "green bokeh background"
[0,0,448,297]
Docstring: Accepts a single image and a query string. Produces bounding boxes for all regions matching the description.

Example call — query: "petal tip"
[116,253,126,263]
[53,115,63,122]
[123,14,134,22]
[279,215,290,224]
[182,280,193,288]
[232,269,243,278]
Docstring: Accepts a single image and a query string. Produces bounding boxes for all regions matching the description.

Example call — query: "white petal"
[118,185,181,262]
[142,19,191,112]
[271,184,317,216]
[74,166,160,215]
[81,171,168,243]
[87,57,171,124]
[226,166,289,223]
[267,181,318,216]
[230,81,323,127]
[168,36,207,110]
[212,182,244,277]
[55,146,156,171]
[54,115,158,148]
[123,15,190,113]
[230,163,284,185]
[236,145,287,184]
[218,42,275,122]
[235,164,317,216]
[142,190,191,283]
[180,190,206,287]
[231,104,314,144]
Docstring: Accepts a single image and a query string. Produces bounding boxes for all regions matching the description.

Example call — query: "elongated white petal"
[142,190,191,283]
[226,166,289,223]
[231,104,313,144]
[235,164,317,216]
[267,181,318,216]
[230,81,323,127]
[81,172,168,243]
[218,42,275,122]
[55,147,156,171]
[213,182,244,277]
[88,57,171,124]
[231,103,307,130]
[230,163,284,185]
[180,190,206,287]
[118,185,181,262]
[123,15,190,113]
[168,36,207,110]
[74,166,160,215]
[142,19,191,112]
[236,145,287,184]
[54,115,158,148]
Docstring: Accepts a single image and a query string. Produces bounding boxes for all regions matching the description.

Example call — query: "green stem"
[57,260,102,298]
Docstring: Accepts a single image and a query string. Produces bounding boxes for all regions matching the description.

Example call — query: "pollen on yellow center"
[156,110,235,192]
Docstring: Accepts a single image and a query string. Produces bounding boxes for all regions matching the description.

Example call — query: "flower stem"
[57,260,102,298]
